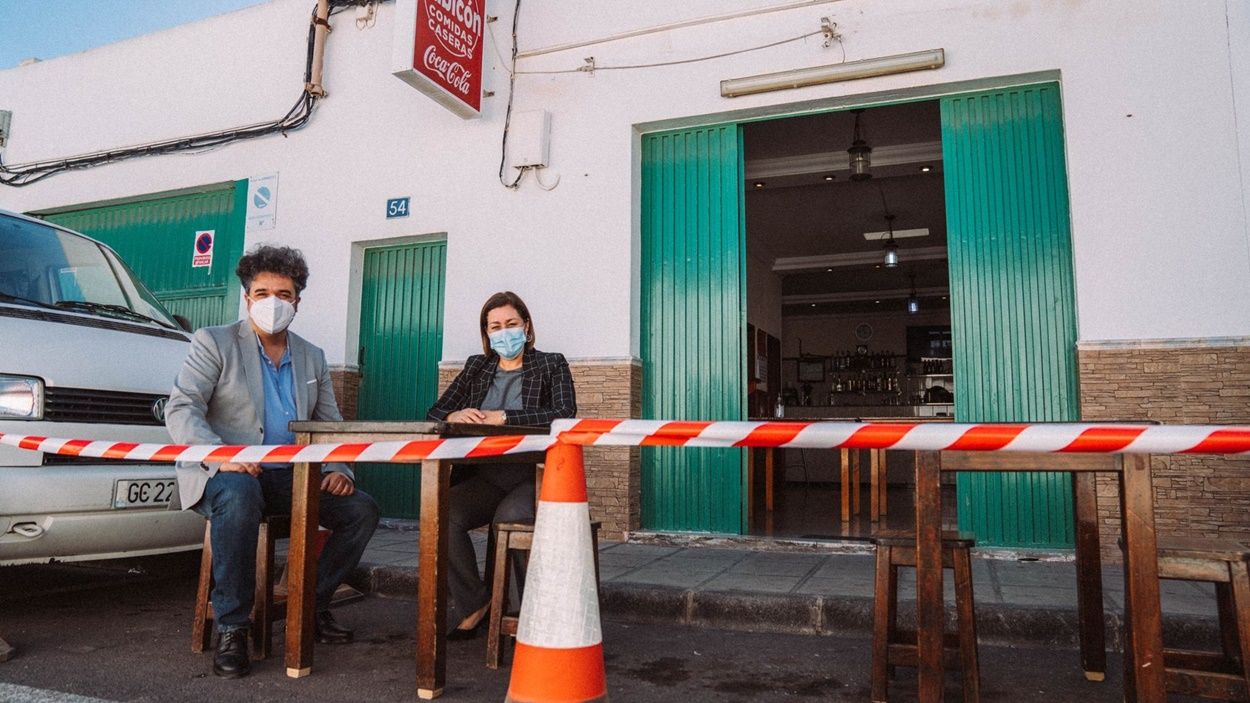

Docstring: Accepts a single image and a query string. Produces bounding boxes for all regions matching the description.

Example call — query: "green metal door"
[640,124,746,534]
[942,83,1079,548]
[40,182,247,329]
[354,240,446,518]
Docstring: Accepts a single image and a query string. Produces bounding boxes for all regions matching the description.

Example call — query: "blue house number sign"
[386,197,411,219]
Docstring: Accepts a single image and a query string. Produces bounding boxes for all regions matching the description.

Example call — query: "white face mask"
[248,295,296,334]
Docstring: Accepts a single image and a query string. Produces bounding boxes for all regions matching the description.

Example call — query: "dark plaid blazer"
[426,348,576,428]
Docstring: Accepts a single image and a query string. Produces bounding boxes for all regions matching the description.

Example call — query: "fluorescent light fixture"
[864,227,930,241]
[721,49,945,98]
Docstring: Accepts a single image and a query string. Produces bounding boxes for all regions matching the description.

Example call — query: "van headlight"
[0,375,44,420]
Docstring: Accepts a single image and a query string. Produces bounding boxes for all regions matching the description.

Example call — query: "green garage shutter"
[942,83,1079,548]
[40,182,247,329]
[354,240,446,519]
[640,124,746,534]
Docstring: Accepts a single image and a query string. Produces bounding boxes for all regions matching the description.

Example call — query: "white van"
[0,209,204,564]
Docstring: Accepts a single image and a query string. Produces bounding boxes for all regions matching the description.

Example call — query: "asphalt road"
[0,555,1138,702]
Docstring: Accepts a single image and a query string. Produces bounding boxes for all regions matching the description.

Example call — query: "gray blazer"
[164,319,352,511]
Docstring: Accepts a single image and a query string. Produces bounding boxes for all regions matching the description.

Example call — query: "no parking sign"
[192,230,214,268]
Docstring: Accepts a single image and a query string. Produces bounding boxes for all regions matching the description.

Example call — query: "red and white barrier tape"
[4,420,1250,463]
[0,432,557,464]
[552,419,1250,455]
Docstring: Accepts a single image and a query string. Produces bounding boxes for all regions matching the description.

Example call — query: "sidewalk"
[344,525,1221,652]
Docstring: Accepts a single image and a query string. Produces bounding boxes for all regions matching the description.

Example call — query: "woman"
[426,291,576,638]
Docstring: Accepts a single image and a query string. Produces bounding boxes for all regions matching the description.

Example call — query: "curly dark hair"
[235,245,309,293]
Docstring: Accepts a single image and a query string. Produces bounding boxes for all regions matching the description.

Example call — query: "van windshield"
[0,214,178,329]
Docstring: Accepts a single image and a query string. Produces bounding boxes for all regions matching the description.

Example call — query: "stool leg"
[192,523,213,654]
[253,521,274,660]
[486,529,512,670]
[1228,561,1250,694]
[872,545,892,703]
[887,562,899,680]
[953,547,980,703]
[591,525,601,587]
[1216,581,1240,667]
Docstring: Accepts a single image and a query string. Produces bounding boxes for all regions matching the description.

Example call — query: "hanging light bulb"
[883,214,900,268]
[847,109,872,181]
[906,273,920,314]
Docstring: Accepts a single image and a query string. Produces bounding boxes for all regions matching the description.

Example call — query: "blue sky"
[0,0,269,70]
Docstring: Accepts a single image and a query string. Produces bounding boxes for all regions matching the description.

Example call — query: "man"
[166,245,378,678]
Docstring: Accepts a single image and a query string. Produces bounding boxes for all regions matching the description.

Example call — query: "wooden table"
[912,449,1165,702]
[284,421,547,699]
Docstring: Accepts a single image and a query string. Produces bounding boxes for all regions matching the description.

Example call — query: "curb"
[352,561,1222,652]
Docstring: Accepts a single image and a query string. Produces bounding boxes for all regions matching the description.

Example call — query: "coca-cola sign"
[391,0,484,118]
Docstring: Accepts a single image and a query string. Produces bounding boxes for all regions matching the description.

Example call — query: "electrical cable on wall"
[487,12,842,189]
[496,0,527,189]
[0,0,374,187]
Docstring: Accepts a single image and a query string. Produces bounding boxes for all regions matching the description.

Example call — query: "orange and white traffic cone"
[505,442,608,703]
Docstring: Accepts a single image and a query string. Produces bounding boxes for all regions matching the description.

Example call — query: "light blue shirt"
[256,336,296,467]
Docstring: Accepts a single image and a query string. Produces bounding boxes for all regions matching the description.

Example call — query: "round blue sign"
[253,186,272,209]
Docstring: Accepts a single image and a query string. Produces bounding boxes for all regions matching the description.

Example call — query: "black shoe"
[447,616,488,641]
[315,610,354,644]
[213,629,250,678]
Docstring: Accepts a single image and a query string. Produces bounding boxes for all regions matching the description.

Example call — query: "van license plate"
[113,479,176,509]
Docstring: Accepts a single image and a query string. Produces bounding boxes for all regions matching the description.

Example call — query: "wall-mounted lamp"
[720,49,945,98]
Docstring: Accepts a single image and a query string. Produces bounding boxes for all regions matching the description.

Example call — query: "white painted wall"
[1,0,1247,367]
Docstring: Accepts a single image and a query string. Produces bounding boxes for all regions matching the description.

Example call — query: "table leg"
[765,448,775,513]
[915,450,945,703]
[417,459,451,699]
[852,450,862,518]
[1120,454,1165,702]
[879,450,888,519]
[747,450,756,525]
[841,449,851,523]
[1073,472,1107,681]
[870,448,881,523]
[285,458,320,678]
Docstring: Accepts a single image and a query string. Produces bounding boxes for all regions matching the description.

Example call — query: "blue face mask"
[489,326,527,360]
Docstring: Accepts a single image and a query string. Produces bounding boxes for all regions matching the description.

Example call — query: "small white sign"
[246,174,278,231]
[192,230,214,268]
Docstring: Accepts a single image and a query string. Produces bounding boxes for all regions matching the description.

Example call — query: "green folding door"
[41,182,248,329]
[640,124,747,534]
[354,240,446,518]
[942,83,1080,547]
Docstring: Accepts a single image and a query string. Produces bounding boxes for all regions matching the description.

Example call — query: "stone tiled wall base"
[439,358,642,539]
[329,367,361,421]
[1079,344,1250,561]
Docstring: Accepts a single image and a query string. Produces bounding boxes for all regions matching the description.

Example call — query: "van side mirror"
[173,314,193,333]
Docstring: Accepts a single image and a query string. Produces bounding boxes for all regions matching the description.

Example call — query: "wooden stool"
[1154,537,1250,701]
[485,519,602,669]
[872,530,980,703]
[192,515,290,660]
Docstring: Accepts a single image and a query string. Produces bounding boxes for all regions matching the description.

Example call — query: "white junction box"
[509,110,550,169]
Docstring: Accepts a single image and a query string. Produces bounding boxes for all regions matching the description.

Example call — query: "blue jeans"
[193,469,379,632]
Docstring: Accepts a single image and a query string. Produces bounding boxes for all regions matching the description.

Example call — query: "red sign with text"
[410,0,484,116]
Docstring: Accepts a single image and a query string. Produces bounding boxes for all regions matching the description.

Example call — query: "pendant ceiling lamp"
[847,109,872,181]
[906,273,920,314]
[878,182,899,268]
[883,215,899,268]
